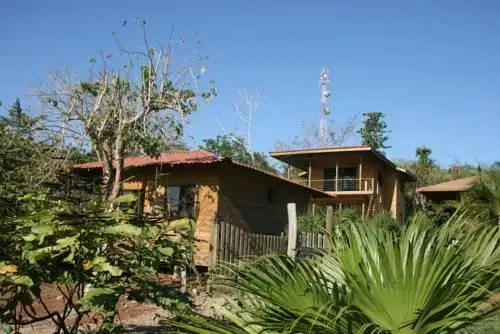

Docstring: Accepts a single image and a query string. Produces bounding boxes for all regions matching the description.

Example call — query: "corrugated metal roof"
[416,176,477,193]
[229,160,330,196]
[72,150,222,170]
[72,150,331,197]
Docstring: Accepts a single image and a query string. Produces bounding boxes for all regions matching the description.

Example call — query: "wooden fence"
[298,232,329,249]
[211,218,286,268]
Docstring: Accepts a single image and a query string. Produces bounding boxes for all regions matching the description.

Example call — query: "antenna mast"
[319,68,331,147]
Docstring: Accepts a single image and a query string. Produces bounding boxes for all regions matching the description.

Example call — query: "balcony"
[296,178,375,194]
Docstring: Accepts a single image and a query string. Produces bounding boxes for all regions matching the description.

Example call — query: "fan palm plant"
[168,214,500,333]
[457,170,500,225]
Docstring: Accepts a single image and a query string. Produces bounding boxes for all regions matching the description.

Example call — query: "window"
[338,167,357,191]
[323,168,337,191]
[267,188,277,204]
[165,185,197,218]
[323,167,358,191]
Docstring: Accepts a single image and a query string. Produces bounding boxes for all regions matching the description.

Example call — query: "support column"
[361,201,366,220]
[359,158,363,191]
[308,162,312,187]
[335,161,339,191]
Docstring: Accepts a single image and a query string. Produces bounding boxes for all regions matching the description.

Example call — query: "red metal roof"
[72,150,222,170]
[72,150,330,197]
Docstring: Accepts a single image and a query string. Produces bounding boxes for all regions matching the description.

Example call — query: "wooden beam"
[335,160,339,191]
[308,162,312,187]
[367,195,374,218]
[359,158,363,191]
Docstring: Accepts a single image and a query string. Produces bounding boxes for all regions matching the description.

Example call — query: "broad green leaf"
[78,285,124,314]
[22,234,36,242]
[10,275,33,286]
[56,235,79,248]
[102,224,141,237]
[90,256,123,276]
[31,224,54,235]
[169,218,195,231]
[157,247,174,257]
[111,193,137,203]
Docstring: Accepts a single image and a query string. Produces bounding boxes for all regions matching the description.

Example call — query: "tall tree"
[357,112,391,153]
[0,99,50,196]
[200,134,277,173]
[416,146,434,167]
[38,19,216,200]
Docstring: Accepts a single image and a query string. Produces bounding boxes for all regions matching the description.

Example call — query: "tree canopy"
[200,134,277,173]
[357,112,391,153]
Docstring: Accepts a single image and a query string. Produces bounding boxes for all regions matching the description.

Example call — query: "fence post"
[326,205,333,250]
[287,203,297,260]
[211,215,220,268]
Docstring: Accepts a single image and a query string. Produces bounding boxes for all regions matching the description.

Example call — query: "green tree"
[169,215,500,333]
[0,173,191,333]
[200,134,277,173]
[416,146,434,166]
[39,20,216,200]
[357,112,391,152]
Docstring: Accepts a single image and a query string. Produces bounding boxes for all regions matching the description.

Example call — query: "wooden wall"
[121,165,220,266]
[217,163,319,235]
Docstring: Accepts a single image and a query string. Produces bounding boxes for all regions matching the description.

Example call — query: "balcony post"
[308,162,312,187]
[335,161,339,191]
[359,158,363,191]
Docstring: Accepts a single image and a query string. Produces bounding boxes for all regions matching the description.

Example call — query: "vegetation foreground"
[169,215,500,333]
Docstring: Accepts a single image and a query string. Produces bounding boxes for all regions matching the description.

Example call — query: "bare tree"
[277,115,359,150]
[217,89,261,164]
[37,20,215,199]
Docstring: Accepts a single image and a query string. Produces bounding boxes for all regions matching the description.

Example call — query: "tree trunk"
[110,129,125,200]
[100,139,113,200]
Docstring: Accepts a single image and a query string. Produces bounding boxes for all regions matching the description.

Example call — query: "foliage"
[168,214,500,333]
[200,134,277,173]
[0,99,49,198]
[39,19,216,199]
[451,169,500,225]
[357,112,391,153]
[0,173,192,333]
[297,206,398,234]
[397,146,480,220]
[297,206,359,233]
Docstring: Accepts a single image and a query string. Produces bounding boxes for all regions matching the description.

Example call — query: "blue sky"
[1,0,499,166]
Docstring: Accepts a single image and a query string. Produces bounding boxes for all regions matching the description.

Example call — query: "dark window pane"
[166,185,196,218]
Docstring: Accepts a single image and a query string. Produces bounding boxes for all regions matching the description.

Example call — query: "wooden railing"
[295,178,375,193]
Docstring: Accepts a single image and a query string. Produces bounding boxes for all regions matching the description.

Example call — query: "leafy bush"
[298,206,360,233]
[168,214,500,333]
[0,173,192,333]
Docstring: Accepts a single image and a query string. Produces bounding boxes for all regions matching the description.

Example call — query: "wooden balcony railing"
[296,178,375,193]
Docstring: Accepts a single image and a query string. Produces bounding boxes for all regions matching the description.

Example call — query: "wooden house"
[269,145,417,223]
[73,150,327,266]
